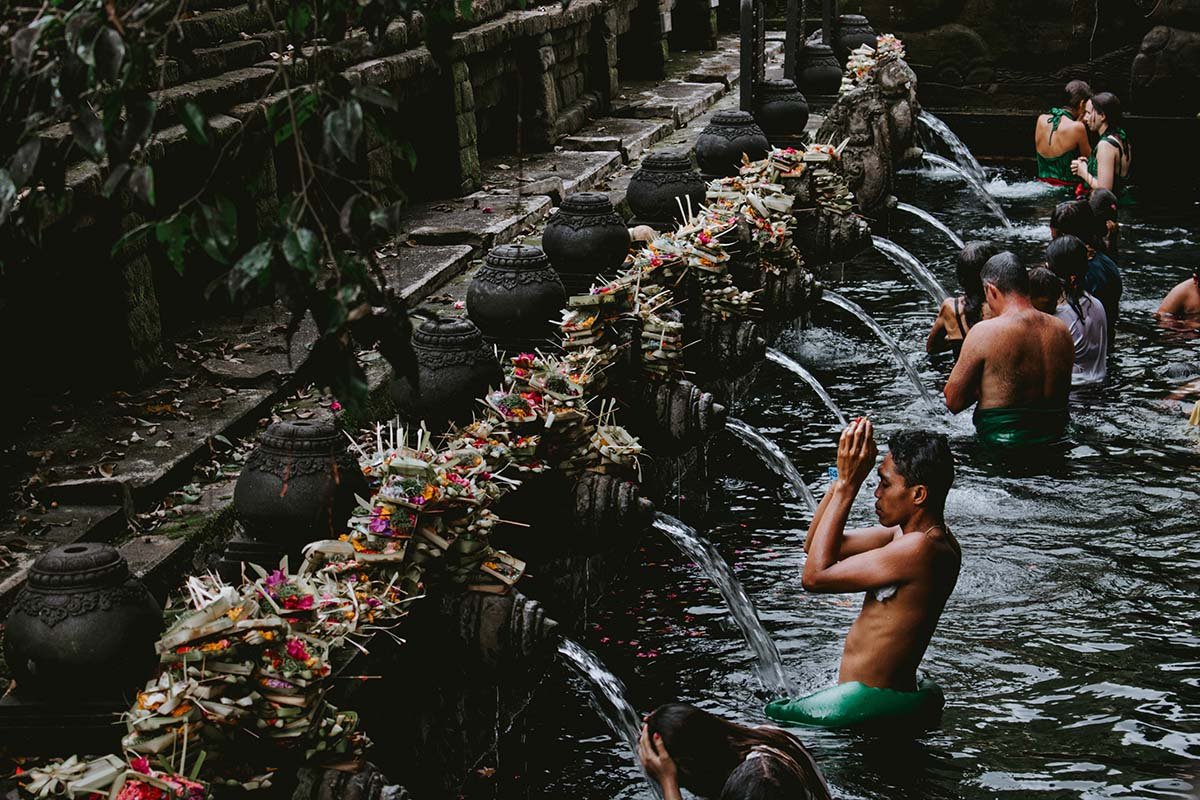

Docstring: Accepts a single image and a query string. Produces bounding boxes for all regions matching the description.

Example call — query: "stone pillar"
[525,37,561,152]
[449,58,483,195]
[670,0,719,51]
[618,0,671,79]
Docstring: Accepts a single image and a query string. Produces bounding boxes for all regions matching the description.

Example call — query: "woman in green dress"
[1035,80,1092,187]
[1072,92,1131,198]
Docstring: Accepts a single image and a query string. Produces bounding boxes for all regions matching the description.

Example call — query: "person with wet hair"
[1046,235,1108,387]
[926,240,999,359]
[1071,92,1131,196]
[1051,199,1122,347]
[1028,266,1061,315]
[638,703,830,800]
[1088,187,1121,256]
[763,421,960,729]
[944,251,1074,446]
[1035,80,1092,186]
[1156,269,1200,329]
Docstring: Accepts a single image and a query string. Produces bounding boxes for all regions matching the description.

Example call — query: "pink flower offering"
[286,638,310,661]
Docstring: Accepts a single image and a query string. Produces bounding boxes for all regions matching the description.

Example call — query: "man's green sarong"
[973,406,1069,447]
[764,677,944,729]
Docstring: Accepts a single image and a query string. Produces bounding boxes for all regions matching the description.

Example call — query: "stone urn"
[541,192,631,295]
[694,110,770,178]
[798,43,844,96]
[834,14,877,62]
[4,543,163,701]
[233,420,368,557]
[467,244,565,353]
[626,149,707,229]
[391,316,503,427]
[754,78,810,146]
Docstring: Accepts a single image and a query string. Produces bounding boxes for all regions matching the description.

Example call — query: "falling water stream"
[765,347,849,426]
[922,152,1013,229]
[821,290,938,407]
[895,202,965,249]
[652,513,793,698]
[726,417,818,512]
[872,235,951,305]
[918,110,988,183]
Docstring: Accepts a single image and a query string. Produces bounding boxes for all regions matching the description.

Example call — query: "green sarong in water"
[764,677,944,729]
[973,405,1069,447]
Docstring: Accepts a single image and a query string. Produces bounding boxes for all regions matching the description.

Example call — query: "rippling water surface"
[505,167,1200,799]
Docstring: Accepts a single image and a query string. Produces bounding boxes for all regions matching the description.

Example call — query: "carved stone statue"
[1132,2,1200,109]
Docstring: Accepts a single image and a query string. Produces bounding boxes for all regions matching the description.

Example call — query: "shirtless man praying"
[765,420,960,728]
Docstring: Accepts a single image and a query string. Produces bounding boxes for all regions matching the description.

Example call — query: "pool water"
[503,167,1200,800]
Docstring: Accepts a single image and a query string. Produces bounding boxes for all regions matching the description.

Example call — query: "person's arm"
[926,300,951,354]
[804,480,899,557]
[1073,122,1092,158]
[802,420,877,591]
[943,328,985,413]
[1093,141,1116,192]
[639,725,683,800]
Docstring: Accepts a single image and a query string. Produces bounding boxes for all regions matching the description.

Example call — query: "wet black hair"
[956,241,999,327]
[1028,266,1061,305]
[1050,200,1097,247]
[1063,79,1091,110]
[1088,188,1118,223]
[980,251,1029,296]
[1090,91,1123,130]
[720,753,822,800]
[1046,235,1089,321]
[886,430,954,515]
[645,704,830,800]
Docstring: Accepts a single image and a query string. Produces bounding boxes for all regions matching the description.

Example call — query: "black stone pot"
[231,419,367,569]
[626,149,707,230]
[754,78,810,147]
[391,316,503,427]
[467,244,565,354]
[694,110,770,178]
[541,192,630,295]
[834,14,877,62]
[797,43,844,96]
[4,543,163,701]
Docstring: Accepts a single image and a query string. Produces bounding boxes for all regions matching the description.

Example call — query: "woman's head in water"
[956,241,999,325]
[721,752,820,800]
[1085,92,1123,134]
[1050,200,1096,247]
[643,704,828,799]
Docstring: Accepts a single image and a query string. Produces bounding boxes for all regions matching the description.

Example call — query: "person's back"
[1048,235,1108,387]
[945,252,1074,446]
[926,241,997,358]
[1035,80,1091,185]
[1086,250,1123,346]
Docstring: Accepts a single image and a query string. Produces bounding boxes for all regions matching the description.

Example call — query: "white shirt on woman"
[1055,291,1108,387]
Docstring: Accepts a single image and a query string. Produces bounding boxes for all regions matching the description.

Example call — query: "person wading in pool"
[1156,269,1200,328]
[1071,92,1131,197]
[1035,80,1092,187]
[764,423,960,729]
[943,252,1075,446]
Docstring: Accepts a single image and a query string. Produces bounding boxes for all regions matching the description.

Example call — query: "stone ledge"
[610,79,725,126]
[559,116,675,162]
[401,194,552,251]
[381,244,476,302]
[477,149,623,204]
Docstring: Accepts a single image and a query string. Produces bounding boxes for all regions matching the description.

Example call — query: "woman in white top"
[1046,235,1108,387]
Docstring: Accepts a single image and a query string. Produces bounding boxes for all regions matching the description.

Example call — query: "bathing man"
[765,421,960,728]
[1035,80,1092,186]
[1156,269,1200,326]
[944,252,1075,446]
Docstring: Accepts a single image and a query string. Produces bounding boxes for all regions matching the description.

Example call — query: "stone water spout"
[442,589,559,668]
